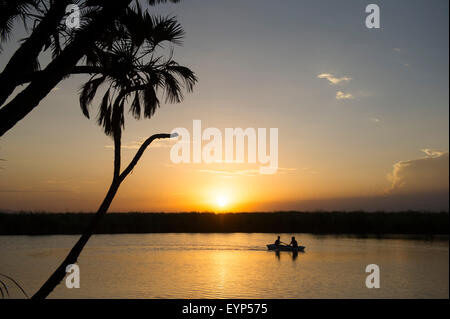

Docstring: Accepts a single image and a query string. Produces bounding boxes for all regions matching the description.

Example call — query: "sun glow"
[203,183,246,212]
[216,195,229,208]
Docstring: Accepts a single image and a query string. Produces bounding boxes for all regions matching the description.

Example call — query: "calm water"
[0,234,448,299]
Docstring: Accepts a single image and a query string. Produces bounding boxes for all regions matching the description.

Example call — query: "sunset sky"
[0,0,448,212]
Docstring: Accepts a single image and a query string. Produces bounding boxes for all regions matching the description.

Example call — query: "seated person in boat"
[274,236,281,246]
[289,236,298,248]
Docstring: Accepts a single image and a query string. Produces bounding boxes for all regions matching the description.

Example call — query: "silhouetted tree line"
[0,211,448,235]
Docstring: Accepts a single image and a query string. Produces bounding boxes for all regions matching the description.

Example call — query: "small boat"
[267,244,305,252]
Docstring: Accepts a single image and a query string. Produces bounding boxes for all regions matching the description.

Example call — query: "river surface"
[0,233,448,298]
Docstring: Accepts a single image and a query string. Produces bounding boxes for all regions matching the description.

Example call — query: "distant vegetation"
[0,211,448,235]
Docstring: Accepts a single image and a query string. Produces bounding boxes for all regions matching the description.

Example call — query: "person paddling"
[289,236,298,248]
[274,236,281,247]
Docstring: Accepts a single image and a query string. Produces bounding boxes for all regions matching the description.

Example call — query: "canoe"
[267,244,305,252]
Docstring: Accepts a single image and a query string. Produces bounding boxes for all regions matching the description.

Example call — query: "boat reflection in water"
[266,244,305,252]
[273,249,301,261]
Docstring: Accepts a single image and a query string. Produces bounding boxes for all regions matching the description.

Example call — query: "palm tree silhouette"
[0,0,181,136]
[29,3,196,299]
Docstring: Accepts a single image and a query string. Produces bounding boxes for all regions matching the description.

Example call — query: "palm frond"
[97,88,112,134]
[0,0,38,43]
[164,62,197,92]
[160,70,182,103]
[0,278,9,298]
[149,15,184,48]
[79,76,106,118]
[130,91,141,119]
[142,85,160,118]
[146,0,181,6]
[78,2,196,137]
[0,273,28,299]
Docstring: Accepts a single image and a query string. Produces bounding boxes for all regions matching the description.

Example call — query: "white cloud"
[393,48,401,52]
[317,73,352,85]
[422,149,447,158]
[336,91,353,100]
[300,167,320,175]
[196,169,259,177]
[277,167,298,174]
[387,150,449,194]
[196,167,297,177]
[105,138,177,150]
[369,117,380,123]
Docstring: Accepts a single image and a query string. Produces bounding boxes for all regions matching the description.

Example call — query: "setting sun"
[216,195,229,208]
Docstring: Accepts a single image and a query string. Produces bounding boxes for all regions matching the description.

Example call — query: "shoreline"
[1,211,448,236]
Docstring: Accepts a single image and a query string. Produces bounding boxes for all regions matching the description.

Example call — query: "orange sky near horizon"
[0,1,448,213]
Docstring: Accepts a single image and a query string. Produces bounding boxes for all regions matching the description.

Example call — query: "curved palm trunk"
[31,179,120,299]
[31,132,174,299]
